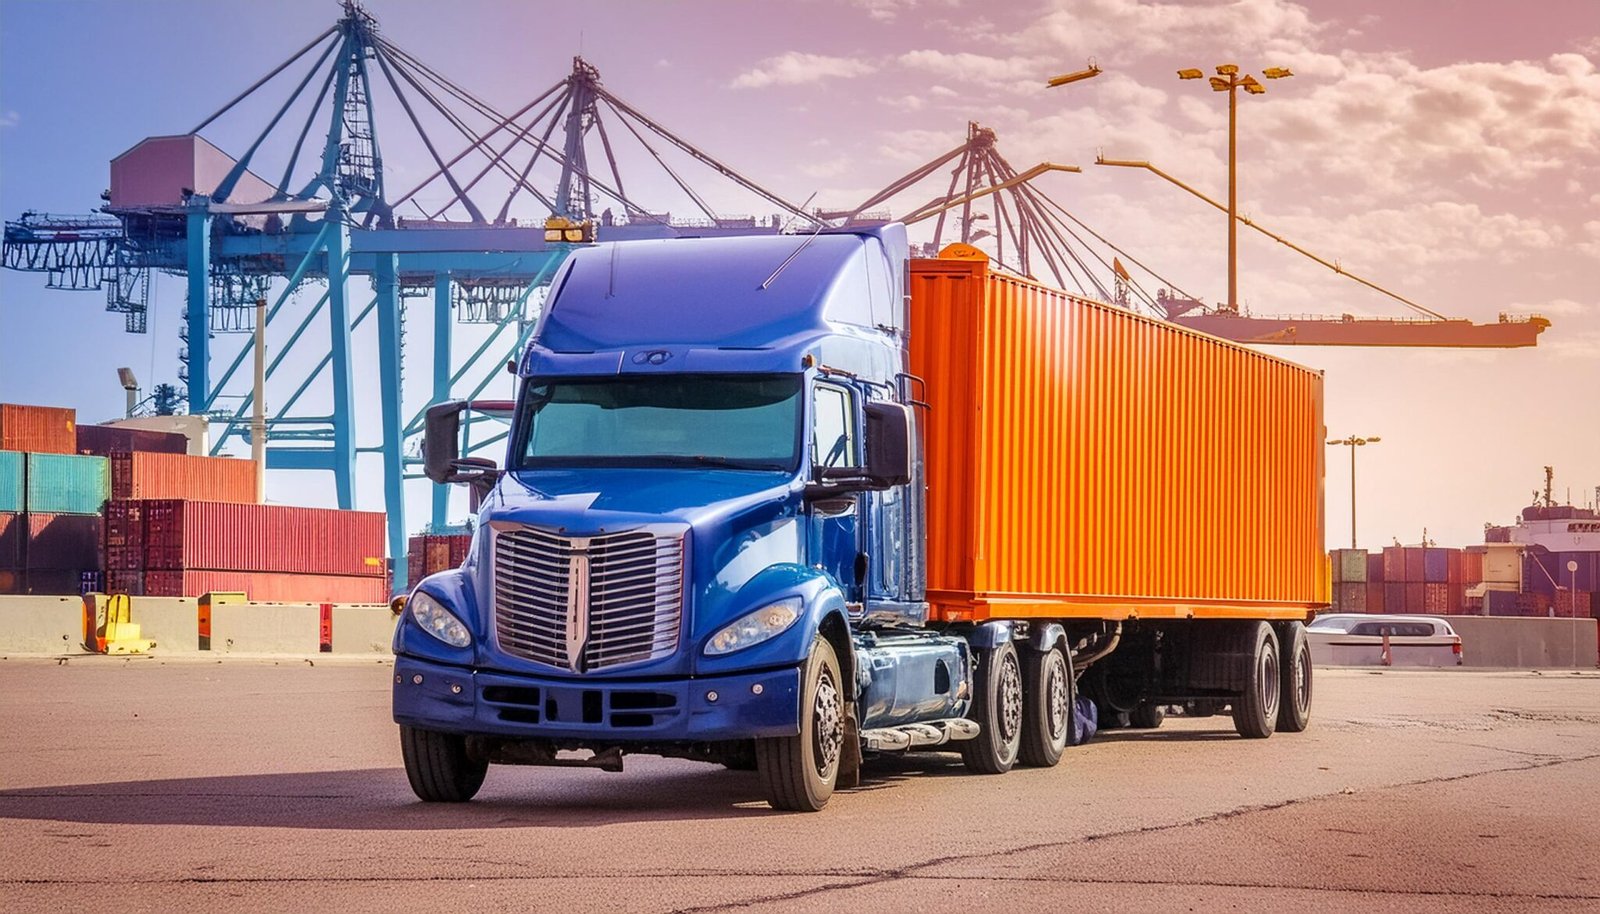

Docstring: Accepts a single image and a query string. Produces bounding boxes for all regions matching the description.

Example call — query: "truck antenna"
[761,197,829,291]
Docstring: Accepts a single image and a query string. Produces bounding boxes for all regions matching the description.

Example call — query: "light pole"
[1327,435,1381,549]
[1176,64,1292,313]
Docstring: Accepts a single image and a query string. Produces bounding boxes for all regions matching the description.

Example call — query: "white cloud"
[896,49,1050,93]
[847,0,958,22]
[731,52,876,89]
[1504,298,1591,317]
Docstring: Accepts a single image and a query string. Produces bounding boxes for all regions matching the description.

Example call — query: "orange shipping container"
[109,452,259,502]
[0,404,76,454]
[909,253,1325,622]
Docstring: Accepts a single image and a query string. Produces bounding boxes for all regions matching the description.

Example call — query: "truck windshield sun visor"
[517,374,804,471]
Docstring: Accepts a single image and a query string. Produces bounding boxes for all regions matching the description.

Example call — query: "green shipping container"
[0,451,22,513]
[25,453,108,515]
[1331,548,1368,584]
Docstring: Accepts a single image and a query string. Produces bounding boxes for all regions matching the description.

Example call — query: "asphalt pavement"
[1,657,1596,913]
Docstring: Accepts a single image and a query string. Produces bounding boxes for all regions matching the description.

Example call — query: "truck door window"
[812,384,859,469]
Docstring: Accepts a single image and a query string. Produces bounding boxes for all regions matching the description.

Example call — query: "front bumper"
[392,654,802,743]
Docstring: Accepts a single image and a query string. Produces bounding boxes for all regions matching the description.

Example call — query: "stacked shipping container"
[0,405,107,594]
[407,533,473,585]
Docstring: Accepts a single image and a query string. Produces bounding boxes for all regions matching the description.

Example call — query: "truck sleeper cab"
[393,225,1324,811]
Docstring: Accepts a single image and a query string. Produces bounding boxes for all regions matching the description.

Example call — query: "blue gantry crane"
[2,1,817,589]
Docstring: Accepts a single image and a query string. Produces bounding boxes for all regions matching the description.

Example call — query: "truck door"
[809,381,864,603]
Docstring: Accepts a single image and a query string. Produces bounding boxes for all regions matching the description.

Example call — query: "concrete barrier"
[0,595,85,654]
[1450,616,1598,669]
[330,604,397,654]
[131,597,202,652]
[209,602,323,654]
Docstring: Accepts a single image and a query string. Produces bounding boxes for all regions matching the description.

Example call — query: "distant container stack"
[407,531,473,585]
[1330,546,1473,615]
[1,406,107,594]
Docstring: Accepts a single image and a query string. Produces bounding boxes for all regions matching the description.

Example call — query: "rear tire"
[756,636,844,812]
[1276,621,1313,733]
[400,726,488,802]
[1129,702,1166,729]
[1018,645,1072,768]
[960,640,1024,774]
[1231,622,1281,739]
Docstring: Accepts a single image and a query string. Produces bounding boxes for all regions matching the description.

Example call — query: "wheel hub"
[1047,656,1069,741]
[812,668,843,777]
[999,653,1023,741]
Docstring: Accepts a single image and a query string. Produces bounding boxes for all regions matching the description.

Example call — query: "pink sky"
[1,0,1595,549]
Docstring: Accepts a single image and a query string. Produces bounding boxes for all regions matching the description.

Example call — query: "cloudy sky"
[1,0,1596,550]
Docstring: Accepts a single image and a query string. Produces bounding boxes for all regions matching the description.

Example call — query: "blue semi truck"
[394,224,1325,811]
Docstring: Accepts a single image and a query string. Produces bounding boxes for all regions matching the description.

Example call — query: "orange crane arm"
[901,163,1082,225]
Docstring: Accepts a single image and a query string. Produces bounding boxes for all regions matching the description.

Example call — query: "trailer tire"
[756,636,843,812]
[960,640,1024,774]
[400,726,488,803]
[1276,621,1313,733]
[1231,622,1281,739]
[1018,645,1072,768]
[1129,702,1166,729]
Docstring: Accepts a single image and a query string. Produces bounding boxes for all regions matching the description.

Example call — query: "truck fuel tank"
[854,633,971,730]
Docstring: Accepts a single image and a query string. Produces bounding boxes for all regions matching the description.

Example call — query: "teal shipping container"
[25,453,108,515]
[0,451,22,513]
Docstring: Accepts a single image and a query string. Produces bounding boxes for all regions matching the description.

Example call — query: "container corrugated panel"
[1404,548,1426,583]
[1405,582,1426,613]
[1367,552,1385,584]
[24,513,102,570]
[1366,580,1385,614]
[104,500,145,570]
[77,424,189,456]
[406,533,472,584]
[0,404,76,454]
[0,512,22,570]
[110,452,258,503]
[24,453,108,515]
[104,567,146,596]
[1334,582,1367,612]
[1383,546,1406,583]
[139,500,385,576]
[1423,548,1452,583]
[1332,549,1367,583]
[0,451,23,513]
[1384,582,1407,614]
[909,256,1325,621]
[1462,550,1483,586]
[143,569,387,603]
[1422,582,1451,614]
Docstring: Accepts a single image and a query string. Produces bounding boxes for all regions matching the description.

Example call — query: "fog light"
[707,690,719,702]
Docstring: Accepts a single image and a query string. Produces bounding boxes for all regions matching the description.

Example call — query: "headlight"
[705,597,802,656]
[410,591,472,647]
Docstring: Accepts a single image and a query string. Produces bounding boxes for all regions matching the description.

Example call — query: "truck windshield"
[518,374,802,471]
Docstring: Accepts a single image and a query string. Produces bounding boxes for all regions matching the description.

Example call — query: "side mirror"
[423,401,500,495]
[863,401,913,487]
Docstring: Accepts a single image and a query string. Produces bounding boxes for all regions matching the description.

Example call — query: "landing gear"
[756,636,844,811]
[1276,621,1312,733]
[400,726,488,802]
[1018,645,1072,767]
[960,640,1024,774]
[1129,702,1166,729]
[1231,622,1281,739]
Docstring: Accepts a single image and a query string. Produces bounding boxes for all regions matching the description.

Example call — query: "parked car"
[1306,614,1463,667]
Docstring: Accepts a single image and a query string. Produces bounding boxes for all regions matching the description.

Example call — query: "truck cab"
[394,225,978,810]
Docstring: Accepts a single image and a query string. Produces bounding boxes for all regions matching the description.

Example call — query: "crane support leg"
[376,254,407,592]
[185,203,213,416]
[430,273,452,530]
[325,211,357,509]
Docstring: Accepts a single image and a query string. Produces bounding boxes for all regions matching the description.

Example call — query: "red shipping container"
[140,500,385,577]
[143,569,387,603]
[0,403,76,454]
[1462,551,1484,586]
[24,513,101,570]
[1405,582,1426,613]
[1404,548,1426,583]
[1384,582,1407,614]
[104,500,145,570]
[0,512,22,570]
[1382,546,1406,583]
[104,567,145,596]
[1366,580,1385,614]
[110,452,258,503]
[1366,552,1385,584]
[1447,550,1463,585]
[77,424,188,456]
[1422,582,1451,614]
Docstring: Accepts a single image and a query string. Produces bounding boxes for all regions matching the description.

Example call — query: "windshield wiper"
[678,455,790,471]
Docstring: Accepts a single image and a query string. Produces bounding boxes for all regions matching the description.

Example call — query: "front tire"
[960,640,1024,774]
[756,636,844,812]
[400,725,488,802]
[1276,621,1313,733]
[1018,645,1072,768]
[1231,622,1281,739]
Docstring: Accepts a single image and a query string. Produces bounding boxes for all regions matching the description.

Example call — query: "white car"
[1306,614,1463,667]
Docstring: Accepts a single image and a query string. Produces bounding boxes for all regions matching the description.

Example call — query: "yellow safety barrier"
[98,594,155,654]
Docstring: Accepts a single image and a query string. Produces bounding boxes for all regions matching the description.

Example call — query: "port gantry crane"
[1,1,818,589]
[828,122,1550,348]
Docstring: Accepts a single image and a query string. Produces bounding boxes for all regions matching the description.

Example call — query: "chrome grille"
[493,525,685,672]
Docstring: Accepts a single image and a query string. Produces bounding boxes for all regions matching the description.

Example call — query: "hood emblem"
[565,539,592,672]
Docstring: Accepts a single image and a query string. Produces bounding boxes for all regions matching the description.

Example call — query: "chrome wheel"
[812,667,843,779]
[999,651,1023,742]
